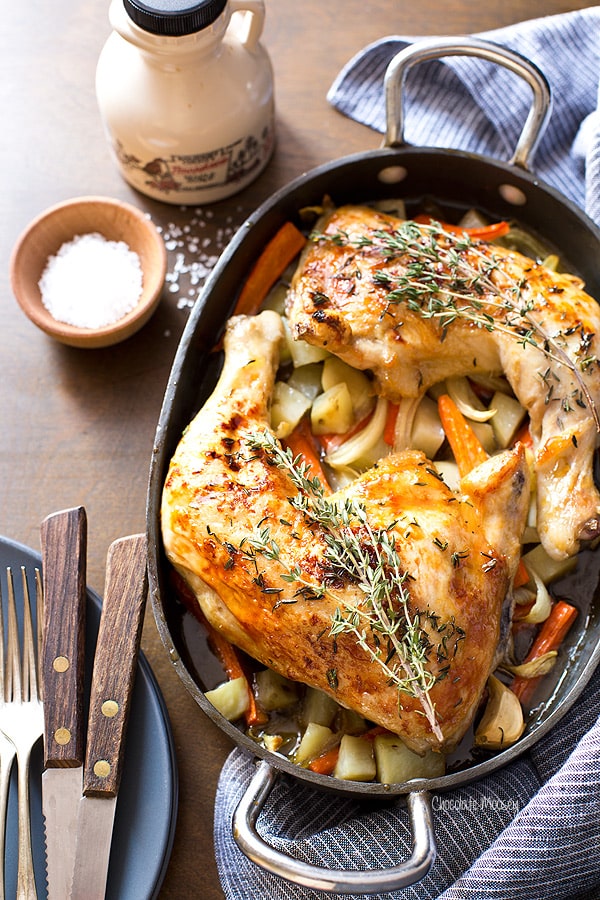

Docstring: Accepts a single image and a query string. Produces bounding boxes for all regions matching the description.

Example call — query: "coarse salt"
[39,232,143,329]
[156,206,243,312]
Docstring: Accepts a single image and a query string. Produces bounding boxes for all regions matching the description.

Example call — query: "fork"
[0,588,16,900]
[0,567,44,899]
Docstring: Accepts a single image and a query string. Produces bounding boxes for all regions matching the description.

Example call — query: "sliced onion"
[446,376,497,422]
[325,397,388,469]
[393,396,420,450]
[519,563,552,624]
[502,651,558,680]
[513,586,535,607]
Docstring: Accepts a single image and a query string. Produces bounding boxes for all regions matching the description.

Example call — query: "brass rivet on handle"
[54,727,71,745]
[53,656,70,673]
[93,760,111,778]
[101,700,119,718]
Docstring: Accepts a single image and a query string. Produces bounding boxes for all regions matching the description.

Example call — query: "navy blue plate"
[0,535,178,899]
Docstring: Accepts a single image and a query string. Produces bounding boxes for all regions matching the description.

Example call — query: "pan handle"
[232,759,436,894]
[383,36,552,170]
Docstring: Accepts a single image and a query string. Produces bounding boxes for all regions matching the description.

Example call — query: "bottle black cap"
[123,0,228,37]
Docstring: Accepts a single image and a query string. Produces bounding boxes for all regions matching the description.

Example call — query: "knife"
[70,533,148,900]
[40,505,88,900]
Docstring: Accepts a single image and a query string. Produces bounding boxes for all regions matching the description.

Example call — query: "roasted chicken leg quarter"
[162,311,530,754]
[286,205,600,560]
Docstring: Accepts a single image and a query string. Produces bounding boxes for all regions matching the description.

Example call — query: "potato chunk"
[271,381,311,438]
[300,687,339,728]
[295,723,335,765]
[490,391,526,448]
[205,677,249,722]
[321,357,373,418]
[333,734,376,782]
[311,383,354,435]
[374,734,445,784]
[254,669,299,711]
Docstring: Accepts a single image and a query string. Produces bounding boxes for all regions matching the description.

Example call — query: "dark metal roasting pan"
[147,38,600,893]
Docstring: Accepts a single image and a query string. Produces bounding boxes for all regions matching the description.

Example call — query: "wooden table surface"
[0,0,592,896]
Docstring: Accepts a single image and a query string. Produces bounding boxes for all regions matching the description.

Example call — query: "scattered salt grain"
[156,206,244,312]
[39,232,143,329]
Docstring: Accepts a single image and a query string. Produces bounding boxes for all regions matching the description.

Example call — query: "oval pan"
[147,141,600,798]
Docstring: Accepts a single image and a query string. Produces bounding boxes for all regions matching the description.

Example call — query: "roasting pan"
[147,37,600,893]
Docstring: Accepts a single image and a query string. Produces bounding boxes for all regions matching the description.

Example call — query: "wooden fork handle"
[40,506,87,768]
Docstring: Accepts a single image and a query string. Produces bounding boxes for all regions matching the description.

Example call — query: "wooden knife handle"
[40,506,87,768]
[83,534,148,798]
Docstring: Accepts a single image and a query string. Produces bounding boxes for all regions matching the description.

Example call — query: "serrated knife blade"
[70,533,148,900]
[40,506,87,900]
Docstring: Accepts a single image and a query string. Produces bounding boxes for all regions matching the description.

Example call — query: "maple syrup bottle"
[96,0,275,204]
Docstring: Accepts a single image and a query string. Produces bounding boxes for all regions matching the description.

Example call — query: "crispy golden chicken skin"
[286,205,600,560]
[162,312,530,754]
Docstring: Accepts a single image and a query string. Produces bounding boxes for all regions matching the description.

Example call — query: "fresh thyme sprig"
[311,219,600,431]
[244,428,447,740]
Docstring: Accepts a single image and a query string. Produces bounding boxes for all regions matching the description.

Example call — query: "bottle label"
[113,124,274,201]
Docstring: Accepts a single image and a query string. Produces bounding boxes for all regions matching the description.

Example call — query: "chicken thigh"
[286,205,600,560]
[162,311,530,753]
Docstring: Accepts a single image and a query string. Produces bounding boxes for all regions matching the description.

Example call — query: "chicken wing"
[286,205,600,560]
[162,311,530,754]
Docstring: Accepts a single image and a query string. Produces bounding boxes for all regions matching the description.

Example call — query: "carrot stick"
[383,402,400,446]
[413,214,510,241]
[517,599,578,663]
[437,393,488,477]
[511,599,578,702]
[232,221,307,318]
[283,417,331,493]
[461,221,510,240]
[308,745,340,775]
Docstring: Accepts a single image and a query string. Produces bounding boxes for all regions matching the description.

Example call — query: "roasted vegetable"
[295,722,336,766]
[373,734,445,784]
[474,675,525,750]
[205,677,250,722]
[333,734,377,782]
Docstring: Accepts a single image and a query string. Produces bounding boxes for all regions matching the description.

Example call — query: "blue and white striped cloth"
[326,8,600,226]
[214,9,600,899]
